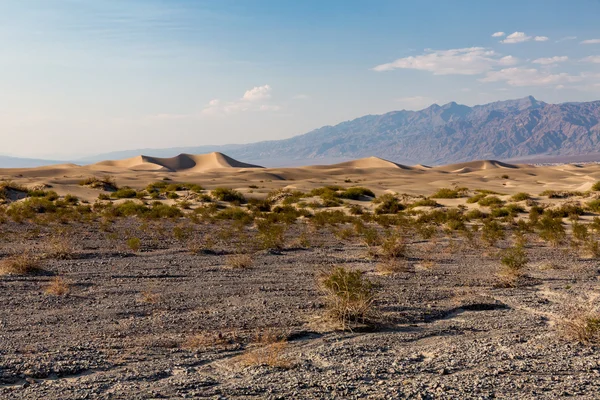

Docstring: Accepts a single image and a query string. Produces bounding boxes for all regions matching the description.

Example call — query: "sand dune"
[3,153,600,202]
[434,159,522,173]
[93,152,263,172]
[326,157,414,170]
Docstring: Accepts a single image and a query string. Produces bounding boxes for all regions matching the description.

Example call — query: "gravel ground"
[1,219,599,399]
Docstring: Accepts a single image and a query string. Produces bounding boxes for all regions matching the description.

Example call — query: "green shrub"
[111,188,137,199]
[127,237,141,252]
[466,193,487,204]
[431,188,462,199]
[587,199,600,213]
[318,266,378,328]
[511,192,531,202]
[478,196,504,207]
[256,220,286,250]
[592,182,600,192]
[409,199,440,208]
[338,187,375,200]
[537,215,566,245]
[374,194,404,214]
[482,220,505,246]
[212,187,246,203]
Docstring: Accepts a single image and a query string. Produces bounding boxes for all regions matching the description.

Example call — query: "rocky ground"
[1,219,599,399]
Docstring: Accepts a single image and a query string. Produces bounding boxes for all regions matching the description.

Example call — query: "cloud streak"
[480,68,582,87]
[532,56,568,65]
[372,47,517,75]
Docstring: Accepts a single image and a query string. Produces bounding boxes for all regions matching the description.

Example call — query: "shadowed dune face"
[2,154,600,202]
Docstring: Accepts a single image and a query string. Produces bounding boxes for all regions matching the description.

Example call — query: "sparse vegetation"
[318,266,378,329]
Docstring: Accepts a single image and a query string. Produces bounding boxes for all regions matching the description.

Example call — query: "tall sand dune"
[434,160,521,173]
[92,152,262,172]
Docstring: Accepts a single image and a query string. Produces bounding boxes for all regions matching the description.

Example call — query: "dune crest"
[329,156,413,170]
[434,160,521,173]
[92,152,263,172]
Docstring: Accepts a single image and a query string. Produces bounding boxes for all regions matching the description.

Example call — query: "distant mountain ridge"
[86,96,600,167]
[4,96,600,168]
[218,96,600,166]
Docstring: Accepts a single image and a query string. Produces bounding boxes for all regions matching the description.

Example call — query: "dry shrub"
[318,266,378,329]
[0,253,42,276]
[226,254,253,269]
[184,331,241,351]
[140,290,161,304]
[45,277,69,296]
[559,302,600,345]
[376,258,410,275]
[497,245,528,287]
[45,236,75,260]
[187,234,216,254]
[237,330,292,369]
[380,230,407,259]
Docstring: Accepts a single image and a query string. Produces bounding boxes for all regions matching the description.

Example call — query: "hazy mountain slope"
[222,96,600,165]
[0,155,66,168]
[8,96,600,168]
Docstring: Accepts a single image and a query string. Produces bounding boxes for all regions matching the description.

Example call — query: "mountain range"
[4,96,600,168]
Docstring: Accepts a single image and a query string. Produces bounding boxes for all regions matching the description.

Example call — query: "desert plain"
[1,152,600,399]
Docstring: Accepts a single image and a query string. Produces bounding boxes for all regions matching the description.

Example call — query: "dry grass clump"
[140,290,161,304]
[558,302,600,345]
[184,331,242,351]
[237,330,292,369]
[44,236,75,260]
[226,254,253,269]
[0,254,42,276]
[44,277,69,296]
[318,266,378,329]
[376,258,410,275]
[497,245,528,287]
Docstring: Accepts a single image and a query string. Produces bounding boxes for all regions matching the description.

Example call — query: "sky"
[2,0,600,159]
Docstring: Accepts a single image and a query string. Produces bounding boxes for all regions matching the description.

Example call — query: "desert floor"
[1,156,600,399]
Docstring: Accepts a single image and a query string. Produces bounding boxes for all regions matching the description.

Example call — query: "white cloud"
[201,85,279,116]
[532,56,568,65]
[534,36,549,42]
[480,67,582,87]
[501,32,532,44]
[492,32,505,37]
[372,47,518,75]
[581,39,600,44]
[582,56,600,63]
[394,96,437,110]
[242,84,272,101]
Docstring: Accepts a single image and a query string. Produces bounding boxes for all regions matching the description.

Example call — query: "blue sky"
[2,0,600,158]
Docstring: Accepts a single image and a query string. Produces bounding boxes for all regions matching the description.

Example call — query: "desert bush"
[510,192,531,202]
[591,181,600,192]
[380,230,406,259]
[498,245,528,286]
[347,204,364,215]
[127,237,142,252]
[247,198,272,212]
[376,258,409,275]
[212,187,246,203]
[465,209,486,221]
[111,188,137,199]
[373,194,404,214]
[537,215,566,246]
[540,190,584,199]
[338,187,376,200]
[544,204,584,219]
[431,188,462,199]
[45,236,75,260]
[45,277,69,296]
[318,266,378,329]
[226,254,254,269]
[478,196,504,207]
[0,254,42,275]
[466,193,487,204]
[586,199,600,213]
[214,207,253,224]
[409,198,440,208]
[559,304,600,344]
[482,220,505,246]
[256,220,286,250]
[311,210,350,226]
[572,222,589,242]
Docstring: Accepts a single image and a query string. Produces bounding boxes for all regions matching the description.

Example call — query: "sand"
[2,152,600,201]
